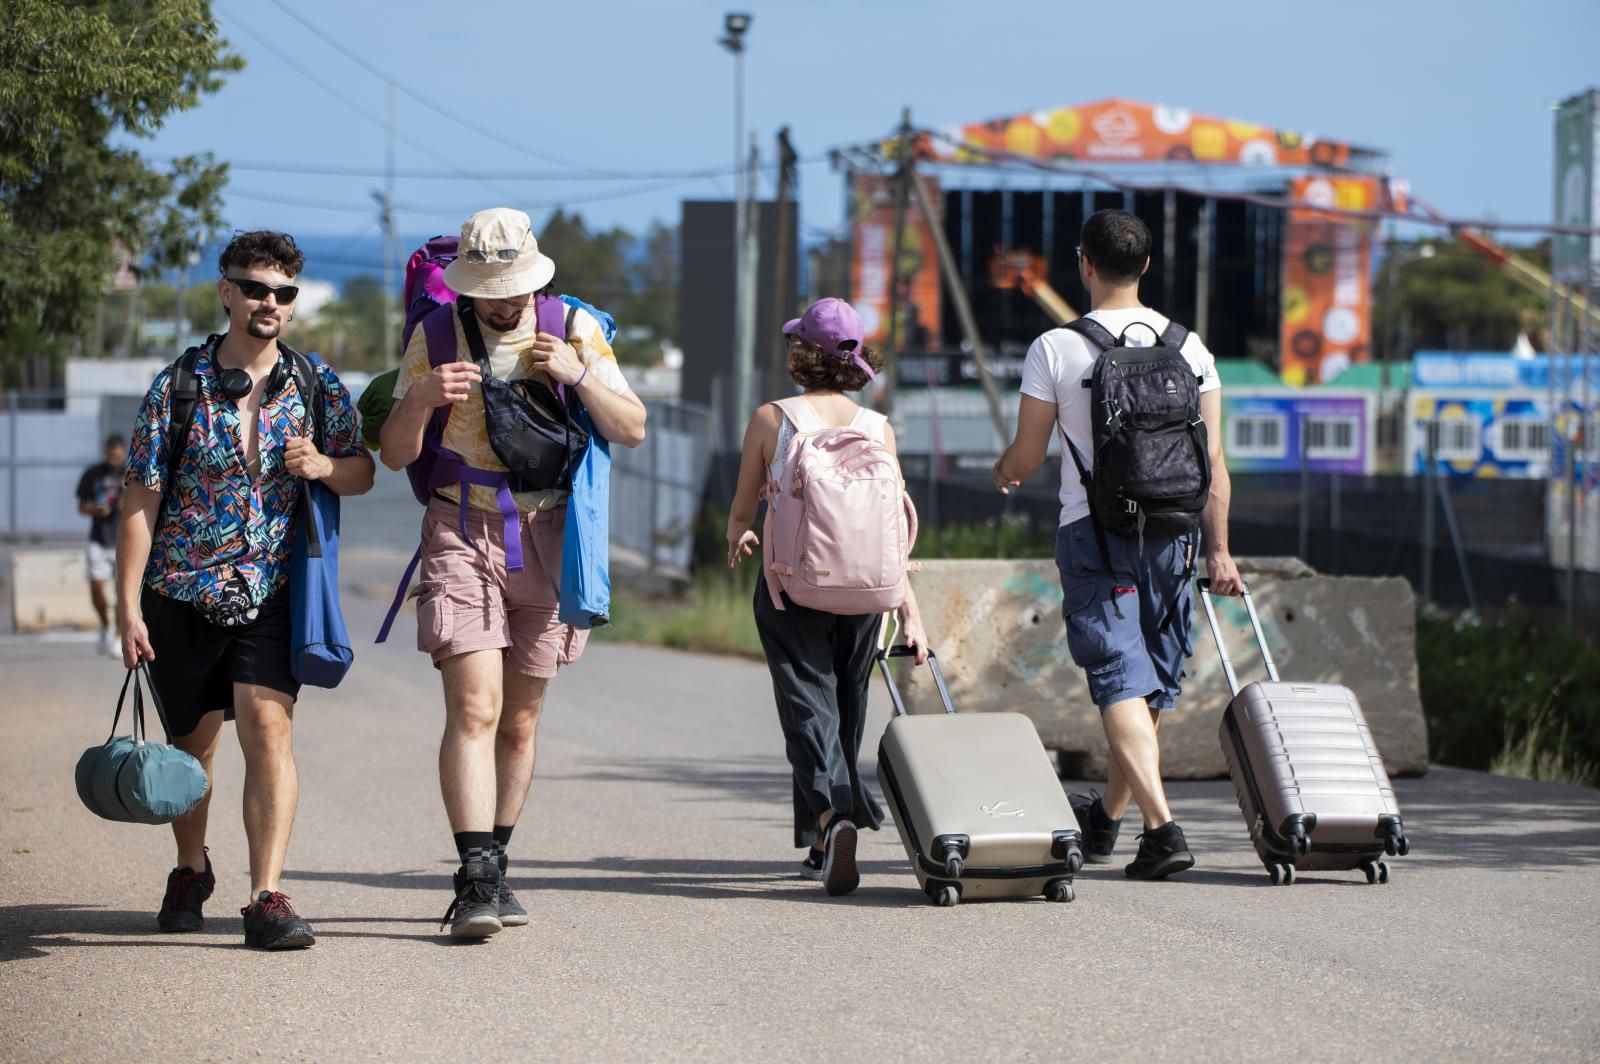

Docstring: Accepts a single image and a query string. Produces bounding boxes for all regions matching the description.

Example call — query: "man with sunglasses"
[117,230,374,949]
[380,207,647,938]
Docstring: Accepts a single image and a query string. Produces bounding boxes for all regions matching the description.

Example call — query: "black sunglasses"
[227,277,300,304]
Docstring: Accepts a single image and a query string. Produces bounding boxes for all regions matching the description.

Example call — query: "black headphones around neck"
[196,334,292,401]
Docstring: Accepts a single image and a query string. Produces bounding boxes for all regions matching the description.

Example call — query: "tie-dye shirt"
[125,348,366,610]
[392,302,631,513]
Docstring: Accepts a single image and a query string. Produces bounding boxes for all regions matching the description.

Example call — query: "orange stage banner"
[849,172,942,349]
[919,98,1361,171]
[1279,175,1378,386]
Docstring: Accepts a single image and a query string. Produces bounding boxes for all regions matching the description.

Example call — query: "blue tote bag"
[289,351,353,687]
[560,404,611,629]
[290,477,353,686]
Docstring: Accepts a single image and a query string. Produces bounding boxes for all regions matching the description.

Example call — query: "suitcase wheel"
[1044,879,1075,903]
[1398,836,1410,857]
[932,884,961,908]
[1266,862,1295,886]
[1360,859,1391,885]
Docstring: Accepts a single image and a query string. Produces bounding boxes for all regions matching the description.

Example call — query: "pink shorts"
[414,498,589,677]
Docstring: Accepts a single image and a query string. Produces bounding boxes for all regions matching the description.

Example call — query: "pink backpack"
[762,396,917,614]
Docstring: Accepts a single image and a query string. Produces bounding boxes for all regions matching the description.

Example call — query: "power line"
[166,154,830,182]
[217,9,521,203]
[263,0,612,178]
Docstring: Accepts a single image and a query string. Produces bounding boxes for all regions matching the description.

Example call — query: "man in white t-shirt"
[993,208,1242,880]
[380,208,647,936]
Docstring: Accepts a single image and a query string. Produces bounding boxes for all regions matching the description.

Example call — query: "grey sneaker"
[441,860,502,938]
[497,877,529,927]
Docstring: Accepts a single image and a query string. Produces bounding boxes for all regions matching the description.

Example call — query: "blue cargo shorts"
[1054,516,1197,713]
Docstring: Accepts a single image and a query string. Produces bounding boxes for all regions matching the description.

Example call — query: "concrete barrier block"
[903,557,1429,778]
[10,548,99,633]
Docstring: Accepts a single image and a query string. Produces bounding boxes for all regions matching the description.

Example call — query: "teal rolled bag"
[75,665,209,824]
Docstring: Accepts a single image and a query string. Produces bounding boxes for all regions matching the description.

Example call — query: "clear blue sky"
[140,0,1598,278]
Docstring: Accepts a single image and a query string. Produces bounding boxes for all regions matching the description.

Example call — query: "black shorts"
[142,585,300,738]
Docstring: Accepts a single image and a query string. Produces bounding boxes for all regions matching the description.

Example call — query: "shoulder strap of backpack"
[164,345,206,496]
[1063,317,1118,353]
[421,303,459,369]
[1159,320,1190,350]
[774,395,827,436]
[281,345,326,452]
[852,407,889,443]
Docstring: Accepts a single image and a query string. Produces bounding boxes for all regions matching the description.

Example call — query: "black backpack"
[1062,317,1211,557]
[165,337,325,496]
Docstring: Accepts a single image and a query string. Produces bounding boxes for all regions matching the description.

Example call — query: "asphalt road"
[2,562,1598,1062]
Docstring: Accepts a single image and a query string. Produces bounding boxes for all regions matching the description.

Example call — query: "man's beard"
[481,314,520,334]
[246,316,282,340]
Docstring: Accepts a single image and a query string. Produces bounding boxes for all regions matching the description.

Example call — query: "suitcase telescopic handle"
[1196,577,1281,697]
[874,647,956,717]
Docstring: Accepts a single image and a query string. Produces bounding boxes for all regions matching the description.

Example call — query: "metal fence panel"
[609,400,713,575]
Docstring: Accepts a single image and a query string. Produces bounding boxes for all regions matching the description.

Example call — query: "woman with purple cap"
[726,297,929,897]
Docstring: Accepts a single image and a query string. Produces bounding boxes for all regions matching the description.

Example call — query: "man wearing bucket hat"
[380,208,646,938]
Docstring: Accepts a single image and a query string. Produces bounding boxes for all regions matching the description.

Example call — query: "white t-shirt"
[1019,307,1220,528]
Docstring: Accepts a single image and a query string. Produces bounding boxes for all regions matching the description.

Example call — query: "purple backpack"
[376,237,571,643]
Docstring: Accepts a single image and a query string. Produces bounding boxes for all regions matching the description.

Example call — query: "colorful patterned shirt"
[125,349,367,609]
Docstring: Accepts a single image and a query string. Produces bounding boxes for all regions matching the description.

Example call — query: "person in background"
[726,297,929,897]
[77,434,127,656]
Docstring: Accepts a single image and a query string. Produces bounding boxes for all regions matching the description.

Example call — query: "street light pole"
[720,12,752,446]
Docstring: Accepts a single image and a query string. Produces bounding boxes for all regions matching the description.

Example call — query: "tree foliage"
[1372,237,1549,359]
[0,0,240,377]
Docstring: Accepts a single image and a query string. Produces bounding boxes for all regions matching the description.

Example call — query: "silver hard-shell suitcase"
[876,646,1083,906]
[1198,578,1411,886]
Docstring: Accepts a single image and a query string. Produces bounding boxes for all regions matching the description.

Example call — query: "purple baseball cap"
[783,297,877,382]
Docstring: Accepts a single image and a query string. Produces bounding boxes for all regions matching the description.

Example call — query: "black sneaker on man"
[821,817,860,897]
[1124,821,1195,880]
[156,852,216,932]
[497,877,529,927]
[1069,790,1122,864]
[441,860,502,938]
[800,849,825,881]
[241,891,316,950]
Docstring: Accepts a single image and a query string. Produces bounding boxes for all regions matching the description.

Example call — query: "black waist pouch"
[480,375,589,493]
[461,299,590,493]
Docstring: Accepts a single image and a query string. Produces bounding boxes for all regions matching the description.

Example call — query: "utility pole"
[719,12,752,444]
[882,108,913,417]
[732,136,761,434]
[374,85,398,367]
[767,126,797,393]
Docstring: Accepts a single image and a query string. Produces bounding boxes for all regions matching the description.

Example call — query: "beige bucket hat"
[441,207,556,299]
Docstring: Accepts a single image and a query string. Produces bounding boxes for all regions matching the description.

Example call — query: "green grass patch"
[1417,608,1600,787]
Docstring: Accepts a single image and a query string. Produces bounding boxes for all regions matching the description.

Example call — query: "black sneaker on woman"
[800,849,825,880]
[157,852,216,932]
[821,818,860,897]
[241,891,316,950]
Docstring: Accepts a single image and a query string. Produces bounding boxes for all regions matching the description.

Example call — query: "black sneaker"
[1124,821,1195,880]
[441,860,502,938]
[821,818,860,897]
[157,851,215,932]
[1069,791,1122,864]
[240,891,316,950]
[800,849,825,880]
[497,877,529,927]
